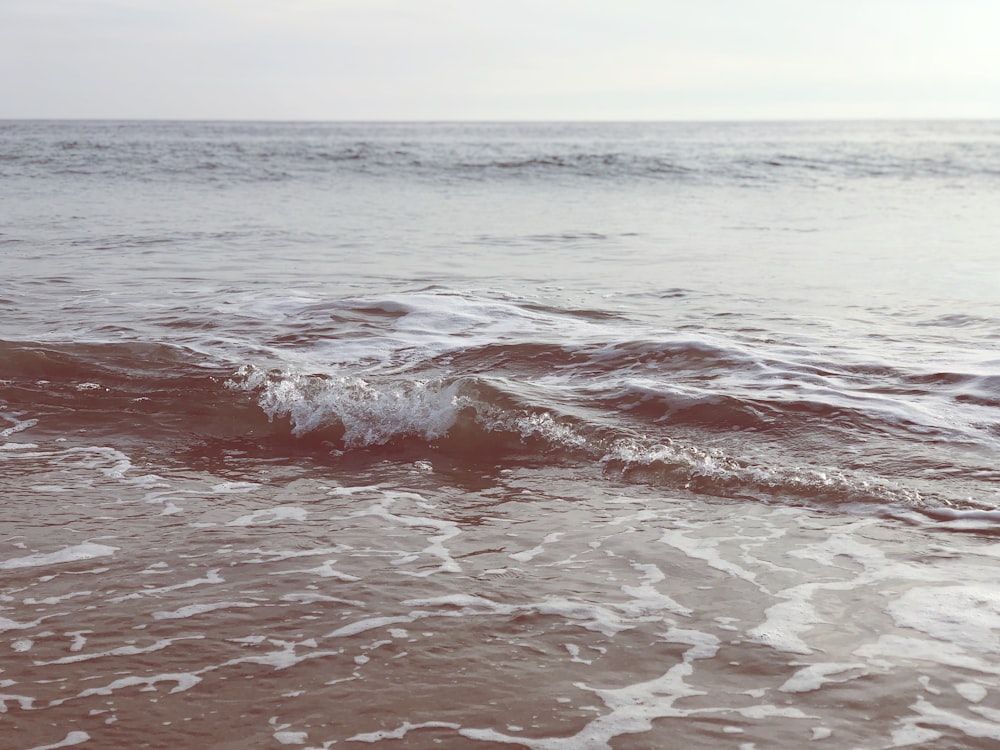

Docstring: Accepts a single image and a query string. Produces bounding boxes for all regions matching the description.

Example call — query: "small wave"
[223,366,942,510]
[599,437,927,507]
[3,330,991,513]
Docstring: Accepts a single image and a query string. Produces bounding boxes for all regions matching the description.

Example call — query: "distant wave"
[4,121,1000,186]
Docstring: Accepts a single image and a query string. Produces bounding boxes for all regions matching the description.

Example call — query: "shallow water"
[2,121,1000,748]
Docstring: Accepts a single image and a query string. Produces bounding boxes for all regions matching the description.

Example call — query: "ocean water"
[2,120,999,749]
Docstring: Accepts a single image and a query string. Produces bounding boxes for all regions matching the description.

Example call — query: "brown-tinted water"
[3,121,1000,748]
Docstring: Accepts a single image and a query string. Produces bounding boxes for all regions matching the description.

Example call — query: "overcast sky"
[2,0,997,120]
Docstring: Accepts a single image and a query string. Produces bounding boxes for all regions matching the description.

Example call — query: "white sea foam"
[509,531,564,562]
[353,500,461,576]
[956,681,988,703]
[212,638,342,672]
[0,441,39,450]
[273,731,308,745]
[26,731,90,750]
[748,578,865,655]
[462,628,721,749]
[152,601,260,620]
[76,673,202,698]
[108,569,224,603]
[888,584,1000,653]
[619,561,692,618]
[242,547,348,563]
[906,696,1000,741]
[854,634,1000,676]
[279,592,364,606]
[1,417,38,437]
[213,481,261,493]
[35,636,203,665]
[0,543,118,570]
[534,597,632,636]
[1,693,37,713]
[66,631,90,652]
[326,615,417,639]
[657,527,760,585]
[504,411,589,450]
[348,721,461,743]
[564,643,592,664]
[62,446,133,479]
[23,591,92,605]
[227,505,309,526]
[273,560,360,581]
[779,662,866,693]
[233,366,463,446]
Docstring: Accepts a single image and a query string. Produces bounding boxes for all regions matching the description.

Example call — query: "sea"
[2,120,999,750]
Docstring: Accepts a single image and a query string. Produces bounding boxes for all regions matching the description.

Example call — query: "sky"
[1,0,998,120]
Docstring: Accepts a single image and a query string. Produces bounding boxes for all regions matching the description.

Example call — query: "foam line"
[0,543,118,570]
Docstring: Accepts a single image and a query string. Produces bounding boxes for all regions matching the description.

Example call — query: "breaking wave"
[230,366,464,448]
[3,331,997,512]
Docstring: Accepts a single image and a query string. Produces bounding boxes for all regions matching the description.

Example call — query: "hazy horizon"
[4,115,999,124]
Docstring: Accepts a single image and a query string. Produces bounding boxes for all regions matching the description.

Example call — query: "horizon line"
[3,116,999,125]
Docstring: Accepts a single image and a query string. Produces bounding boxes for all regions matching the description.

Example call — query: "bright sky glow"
[2,0,997,120]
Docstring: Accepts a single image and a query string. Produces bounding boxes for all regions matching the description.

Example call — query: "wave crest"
[230,366,464,448]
